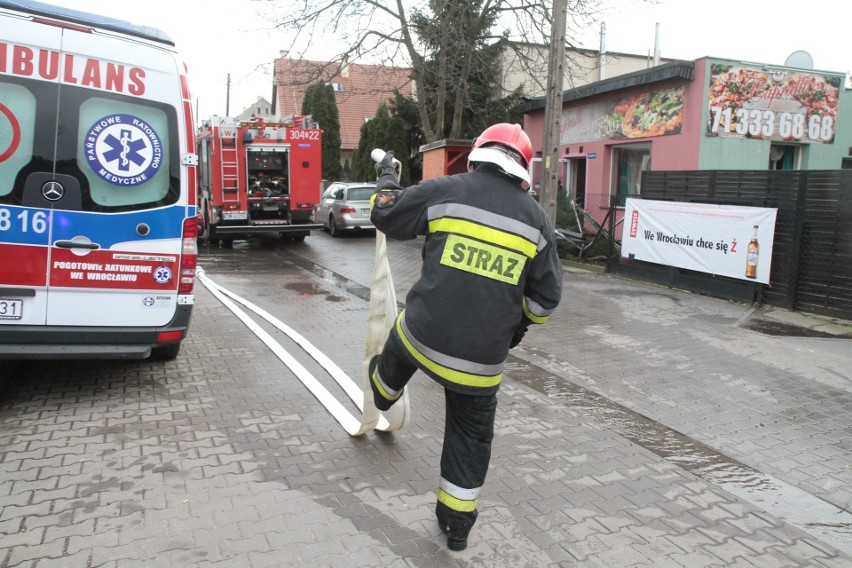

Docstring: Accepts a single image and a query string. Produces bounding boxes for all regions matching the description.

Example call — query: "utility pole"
[540,0,567,226]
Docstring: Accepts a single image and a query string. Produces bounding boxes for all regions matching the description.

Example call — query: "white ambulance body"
[0,0,198,359]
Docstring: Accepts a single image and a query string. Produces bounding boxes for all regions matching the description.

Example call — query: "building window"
[327,82,344,92]
[612,144,651,205]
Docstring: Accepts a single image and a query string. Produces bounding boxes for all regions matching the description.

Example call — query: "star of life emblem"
[84,114,163,186]
[153,266,172,285]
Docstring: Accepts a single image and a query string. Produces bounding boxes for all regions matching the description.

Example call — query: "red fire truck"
[195,115,324,244]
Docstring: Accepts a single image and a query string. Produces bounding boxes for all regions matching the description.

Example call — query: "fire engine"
[195,115,324,244]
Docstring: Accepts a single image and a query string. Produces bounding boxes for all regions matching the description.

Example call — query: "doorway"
[568,157,587,207]
[769,145,798,170]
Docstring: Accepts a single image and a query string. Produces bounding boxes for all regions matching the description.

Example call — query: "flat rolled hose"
[360,229,410,432]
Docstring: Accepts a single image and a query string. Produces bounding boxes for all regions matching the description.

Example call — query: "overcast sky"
[45,0,850,122]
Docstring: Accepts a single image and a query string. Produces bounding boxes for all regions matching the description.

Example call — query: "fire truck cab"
[196,115,323,245]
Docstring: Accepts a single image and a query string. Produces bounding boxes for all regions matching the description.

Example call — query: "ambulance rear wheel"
[151,342,181,360]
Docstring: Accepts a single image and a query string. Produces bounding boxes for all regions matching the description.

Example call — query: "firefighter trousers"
[370,325,498,541]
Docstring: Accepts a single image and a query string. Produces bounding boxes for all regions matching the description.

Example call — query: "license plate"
[0,298,23,320]
[223,211,247,220]
[361,208,371,214]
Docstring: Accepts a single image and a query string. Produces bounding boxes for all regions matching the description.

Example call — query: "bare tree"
[259,0,603,143]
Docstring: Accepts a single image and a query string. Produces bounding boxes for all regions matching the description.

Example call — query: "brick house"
[273,57,413,168]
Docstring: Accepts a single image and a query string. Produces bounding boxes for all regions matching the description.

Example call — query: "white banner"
[621,199,778,284]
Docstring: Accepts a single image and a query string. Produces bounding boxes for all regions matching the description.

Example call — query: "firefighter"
[368,123,563,551]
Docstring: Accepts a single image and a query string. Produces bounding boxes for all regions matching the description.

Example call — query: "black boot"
[437,501,476,552]
[446,534,467,551]
[439,523,468,551]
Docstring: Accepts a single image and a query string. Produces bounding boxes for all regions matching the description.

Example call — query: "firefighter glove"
[510,319,531,349]
[378,150,397,176]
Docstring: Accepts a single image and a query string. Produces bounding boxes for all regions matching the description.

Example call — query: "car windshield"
[347,186,375,201]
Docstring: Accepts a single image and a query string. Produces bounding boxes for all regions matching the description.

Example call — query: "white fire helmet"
[467,123,533,187]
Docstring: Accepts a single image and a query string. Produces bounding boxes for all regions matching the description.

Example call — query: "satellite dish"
[784,50,814,69]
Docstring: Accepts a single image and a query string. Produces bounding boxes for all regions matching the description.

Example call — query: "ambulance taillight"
[179,217,198,294]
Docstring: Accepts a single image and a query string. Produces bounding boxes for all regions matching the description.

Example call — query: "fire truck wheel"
[198,212,211,243]
[206,223,219,247]
[329,216,341,238]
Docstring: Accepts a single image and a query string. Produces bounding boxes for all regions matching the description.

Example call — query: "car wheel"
[329,216,341,238]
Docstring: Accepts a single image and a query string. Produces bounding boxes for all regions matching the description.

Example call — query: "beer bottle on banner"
[745,225,759,279]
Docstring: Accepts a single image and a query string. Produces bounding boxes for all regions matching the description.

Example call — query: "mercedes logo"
[42,181,64,201]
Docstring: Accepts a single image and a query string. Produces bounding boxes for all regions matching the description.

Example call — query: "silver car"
[315,182,377,237]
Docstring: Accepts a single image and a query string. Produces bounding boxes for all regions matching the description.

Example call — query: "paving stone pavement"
[0,231,850,567]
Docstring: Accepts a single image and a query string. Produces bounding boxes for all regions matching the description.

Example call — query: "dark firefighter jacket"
[371,163,563,395]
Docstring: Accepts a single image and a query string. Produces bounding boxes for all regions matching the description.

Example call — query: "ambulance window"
[77,98,172,208]
[0,84,37,198]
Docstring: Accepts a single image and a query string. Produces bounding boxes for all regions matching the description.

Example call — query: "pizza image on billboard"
[612,87,685,139]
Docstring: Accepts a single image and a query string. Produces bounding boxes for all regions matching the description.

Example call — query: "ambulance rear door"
[1,5,188,329]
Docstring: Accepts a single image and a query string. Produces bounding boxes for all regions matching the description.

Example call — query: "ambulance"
[0,1,198,359]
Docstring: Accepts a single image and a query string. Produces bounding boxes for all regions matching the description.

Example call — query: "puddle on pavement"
[285,282,322,295]
[505,356,852,555]
[284,281,350,303]
[287,256,374,303]
[507,358,766,480]
[740,317,852,338]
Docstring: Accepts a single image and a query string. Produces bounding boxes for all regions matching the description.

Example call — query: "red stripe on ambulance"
[49,248,179,290]
[0,244,47,286]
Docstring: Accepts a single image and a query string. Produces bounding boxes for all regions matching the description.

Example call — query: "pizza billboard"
[706,64,842,144]
[559,86,684,145]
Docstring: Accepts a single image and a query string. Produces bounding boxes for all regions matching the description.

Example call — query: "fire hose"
[195,148,409,435]
[197,255,408,436]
